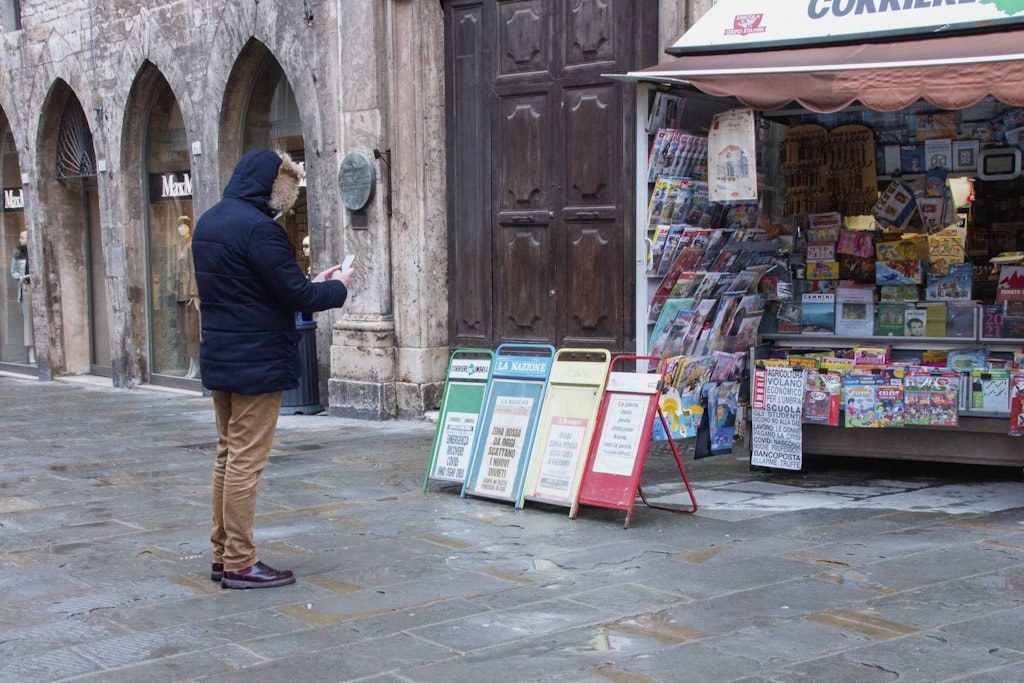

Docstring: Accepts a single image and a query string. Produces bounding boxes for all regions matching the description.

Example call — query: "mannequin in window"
[301,235,311,278]
[10,230,35,364]
[175,216,200,378]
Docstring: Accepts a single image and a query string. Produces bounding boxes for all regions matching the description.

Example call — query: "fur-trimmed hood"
[222,149,304,216]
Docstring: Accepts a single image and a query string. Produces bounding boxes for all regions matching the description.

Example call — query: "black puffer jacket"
[192,149,347,394]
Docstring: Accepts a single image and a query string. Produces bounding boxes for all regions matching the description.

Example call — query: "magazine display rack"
[633,82,1024,469]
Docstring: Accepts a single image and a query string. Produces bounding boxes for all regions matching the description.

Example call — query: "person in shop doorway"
[174,216,200,378]
[192,149,354,589]
[10,230,35,364]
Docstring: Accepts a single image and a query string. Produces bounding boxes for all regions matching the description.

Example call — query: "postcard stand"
[571,355,698,528]
[423,349,494,491]
[518,348,612,510]
[462,343,556,504]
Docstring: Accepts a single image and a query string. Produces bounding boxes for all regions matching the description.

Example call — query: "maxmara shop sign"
[3,187,23,211]
[149,171,192,201]
[671,0,1023,53]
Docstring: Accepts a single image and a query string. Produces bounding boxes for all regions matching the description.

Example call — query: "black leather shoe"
[211,563,223,581]
[221,561,295,589]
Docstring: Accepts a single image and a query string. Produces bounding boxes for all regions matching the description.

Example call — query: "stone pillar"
[328,0,448,420]
[386,0,447,417]
[328,0,398,420]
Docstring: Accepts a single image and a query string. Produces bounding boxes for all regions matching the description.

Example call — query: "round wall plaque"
[337,152,376,211]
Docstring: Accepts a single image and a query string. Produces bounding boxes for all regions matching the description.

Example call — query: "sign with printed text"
[751,367,805,470]
[573,357,668,523]
[520,350,611,509]
[462,344,555,504]
[670,0,1021,54]
[424,350,493,489]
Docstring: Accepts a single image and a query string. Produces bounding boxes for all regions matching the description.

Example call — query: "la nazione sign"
[670,0,1024,54]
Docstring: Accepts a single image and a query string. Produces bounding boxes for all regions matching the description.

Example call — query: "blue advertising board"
[462,344,555,504]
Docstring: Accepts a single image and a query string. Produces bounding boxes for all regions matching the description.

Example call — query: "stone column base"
[328,378,397,420]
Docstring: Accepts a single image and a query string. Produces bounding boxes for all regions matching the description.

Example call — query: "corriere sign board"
[423,349,493,490]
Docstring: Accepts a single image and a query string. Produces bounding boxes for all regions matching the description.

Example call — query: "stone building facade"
[0,0,706,419]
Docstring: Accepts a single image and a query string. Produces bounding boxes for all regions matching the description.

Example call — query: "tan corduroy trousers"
[210,390,283,571]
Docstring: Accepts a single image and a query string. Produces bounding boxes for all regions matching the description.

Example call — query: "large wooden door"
[445,0,657,352]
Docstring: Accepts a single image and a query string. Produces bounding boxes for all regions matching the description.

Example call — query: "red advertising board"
[571,355,698,528]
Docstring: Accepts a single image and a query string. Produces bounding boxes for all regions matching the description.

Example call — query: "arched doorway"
[241,56,309,273]
[36,83,109,378]
[222,43,309,274]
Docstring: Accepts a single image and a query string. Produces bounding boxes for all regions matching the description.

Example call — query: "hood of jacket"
[222,149,303,216]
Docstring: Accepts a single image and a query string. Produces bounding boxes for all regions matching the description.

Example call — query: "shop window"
[0,124,29,365]
[1,0,21,32]
[144,81,197,380]
[241,59,309,276]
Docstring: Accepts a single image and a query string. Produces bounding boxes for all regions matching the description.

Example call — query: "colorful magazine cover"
[708,381,740,455]
[904,370,959,427]
[652,384,704,441]
[925,263,972,301]
[837,229,875,258]
[1011,371,1024,436]
[844,369,904,428]
[803,371,841,426]
[880,284,921,302]
[800,292,836,333]
[876,260,923,285]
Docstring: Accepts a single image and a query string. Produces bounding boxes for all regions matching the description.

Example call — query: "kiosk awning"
[618,1,1024,113]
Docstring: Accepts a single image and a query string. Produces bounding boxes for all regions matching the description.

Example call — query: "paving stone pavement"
[1,374,1024,682]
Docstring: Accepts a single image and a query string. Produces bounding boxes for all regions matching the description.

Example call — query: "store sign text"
[808,0,977,20]
[4,188,24,211]
[162,172,192,198]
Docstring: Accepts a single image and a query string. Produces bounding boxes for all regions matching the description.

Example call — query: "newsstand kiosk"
[613,0,1024,468]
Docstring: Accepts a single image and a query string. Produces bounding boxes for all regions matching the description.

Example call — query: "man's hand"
[331,268,355,286]
[313,264,354,286]
[312,265,341,283]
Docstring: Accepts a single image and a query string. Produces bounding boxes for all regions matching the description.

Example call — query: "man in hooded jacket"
[192,148,353,589]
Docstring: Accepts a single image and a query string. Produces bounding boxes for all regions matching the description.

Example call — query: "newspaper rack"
[571,355,698,528]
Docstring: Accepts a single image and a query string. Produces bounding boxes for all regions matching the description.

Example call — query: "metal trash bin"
[280,313,324,415]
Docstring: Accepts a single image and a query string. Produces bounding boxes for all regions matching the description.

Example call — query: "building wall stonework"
[3,0,450,419]
[3,1,708,417]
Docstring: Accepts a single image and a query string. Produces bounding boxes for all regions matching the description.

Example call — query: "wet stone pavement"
[1,374,1024,682]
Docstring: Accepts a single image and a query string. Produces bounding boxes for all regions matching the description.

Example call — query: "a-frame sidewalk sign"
[461,343,556,504]
[518,348,611,510]
[571,355,698,528]
[423,349,494,491]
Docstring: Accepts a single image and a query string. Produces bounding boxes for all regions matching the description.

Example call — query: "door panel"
[498,228,554,341]
[446,0,655,353]
[448,2,492,346]
[496,0,552,80]
[563,0,617,72]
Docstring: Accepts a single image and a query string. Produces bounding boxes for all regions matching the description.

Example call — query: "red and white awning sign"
[671,0,1024,55]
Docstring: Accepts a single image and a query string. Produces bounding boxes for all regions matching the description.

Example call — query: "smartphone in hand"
[342,254,356,270]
